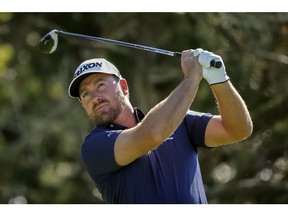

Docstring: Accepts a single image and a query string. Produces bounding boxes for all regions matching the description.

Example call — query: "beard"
[89,89,126,125]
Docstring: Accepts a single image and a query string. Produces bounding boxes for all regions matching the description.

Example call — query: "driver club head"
[37,30,58,54]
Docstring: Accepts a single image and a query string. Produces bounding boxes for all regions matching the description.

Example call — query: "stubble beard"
[90,89,126,125]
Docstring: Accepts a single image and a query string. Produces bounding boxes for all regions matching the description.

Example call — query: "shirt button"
[110,124,114,128]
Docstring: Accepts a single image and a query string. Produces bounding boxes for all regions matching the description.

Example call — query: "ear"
[119,79,129,96]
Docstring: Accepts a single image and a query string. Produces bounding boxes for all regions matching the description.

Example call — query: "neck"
[114,104,137,128]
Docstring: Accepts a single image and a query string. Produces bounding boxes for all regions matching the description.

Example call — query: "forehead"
[79,73,115,89]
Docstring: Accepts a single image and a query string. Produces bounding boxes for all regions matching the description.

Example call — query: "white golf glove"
[194,48,230,85]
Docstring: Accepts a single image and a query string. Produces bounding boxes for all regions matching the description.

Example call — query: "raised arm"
[114,49,202,166]
[194,49,253,147]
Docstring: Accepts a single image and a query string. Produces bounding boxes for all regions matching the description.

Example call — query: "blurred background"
[0,13,287,204]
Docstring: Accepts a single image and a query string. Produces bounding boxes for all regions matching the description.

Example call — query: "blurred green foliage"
[0,13,287,204]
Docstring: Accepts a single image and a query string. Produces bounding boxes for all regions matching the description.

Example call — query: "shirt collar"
[134,107,145,123]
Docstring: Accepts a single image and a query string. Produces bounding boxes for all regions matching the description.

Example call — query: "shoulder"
[185,110,213,125]
[184,110,213,148]
[81,126,123,174]
[82,125,123,153]
[186,110,211,116]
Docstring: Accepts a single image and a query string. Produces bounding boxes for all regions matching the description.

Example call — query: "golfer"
[68,49,253,204]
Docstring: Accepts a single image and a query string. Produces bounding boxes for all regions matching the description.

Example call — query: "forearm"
[211,81,253,140]
[139,77,200,146]
[114,50,203,166]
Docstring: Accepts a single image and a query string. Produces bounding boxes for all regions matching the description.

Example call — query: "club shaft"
[53,30,222,68]
[55,30,179,57]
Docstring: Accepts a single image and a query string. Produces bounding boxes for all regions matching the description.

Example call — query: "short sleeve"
[184,110,213,148]
[80,129,122,175]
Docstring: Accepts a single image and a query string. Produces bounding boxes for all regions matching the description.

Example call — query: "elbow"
[240,126,253,141]
[248,122,254,137]
[136,126,168,151]
[234,120,254,142]
[149,130,168,148]
[245,118,254,138]
[132,115,176,153]
[147,127,175,149]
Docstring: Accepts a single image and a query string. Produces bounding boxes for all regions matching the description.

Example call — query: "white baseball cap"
[68,58,122,98]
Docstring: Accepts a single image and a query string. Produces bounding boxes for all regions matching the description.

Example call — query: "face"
[79,73,127,125]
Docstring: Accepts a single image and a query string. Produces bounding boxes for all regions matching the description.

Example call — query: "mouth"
[94,102,109,112]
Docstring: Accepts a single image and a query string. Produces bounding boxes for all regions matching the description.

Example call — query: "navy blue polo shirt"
[81,108,213,204]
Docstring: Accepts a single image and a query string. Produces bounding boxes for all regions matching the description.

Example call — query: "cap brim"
[68,72,96,98]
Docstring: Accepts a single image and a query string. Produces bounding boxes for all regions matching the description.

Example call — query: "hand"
[181,49,202,83]
[195,49,230,85]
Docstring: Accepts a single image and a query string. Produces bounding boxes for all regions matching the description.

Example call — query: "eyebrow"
[79,77,105,95]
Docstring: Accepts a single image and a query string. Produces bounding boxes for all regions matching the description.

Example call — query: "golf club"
[38,29,222,68]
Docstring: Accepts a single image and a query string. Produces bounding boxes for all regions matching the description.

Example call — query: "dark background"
[0,13,288,204]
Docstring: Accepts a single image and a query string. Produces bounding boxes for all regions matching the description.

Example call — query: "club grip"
[174,52,222,69]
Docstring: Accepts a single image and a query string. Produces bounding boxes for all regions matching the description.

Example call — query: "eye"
[81,91,90,98]
[97,82,105,89]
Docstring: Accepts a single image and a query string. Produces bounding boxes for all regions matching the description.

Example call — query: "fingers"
[180,49,203,81]
[182,48,222,69]
[193,48,203,57]
[198,51,222,69]
[181,49,193,59]
[181,49,196,66]
[180,48,228,85]
[181,48,203,59]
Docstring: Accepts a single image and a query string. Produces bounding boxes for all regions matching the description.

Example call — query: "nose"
[90,91,102,104]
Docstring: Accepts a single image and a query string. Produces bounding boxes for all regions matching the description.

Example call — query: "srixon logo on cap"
[74,62,103,78]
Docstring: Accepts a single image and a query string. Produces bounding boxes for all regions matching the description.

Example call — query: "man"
[68,49,253,204]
